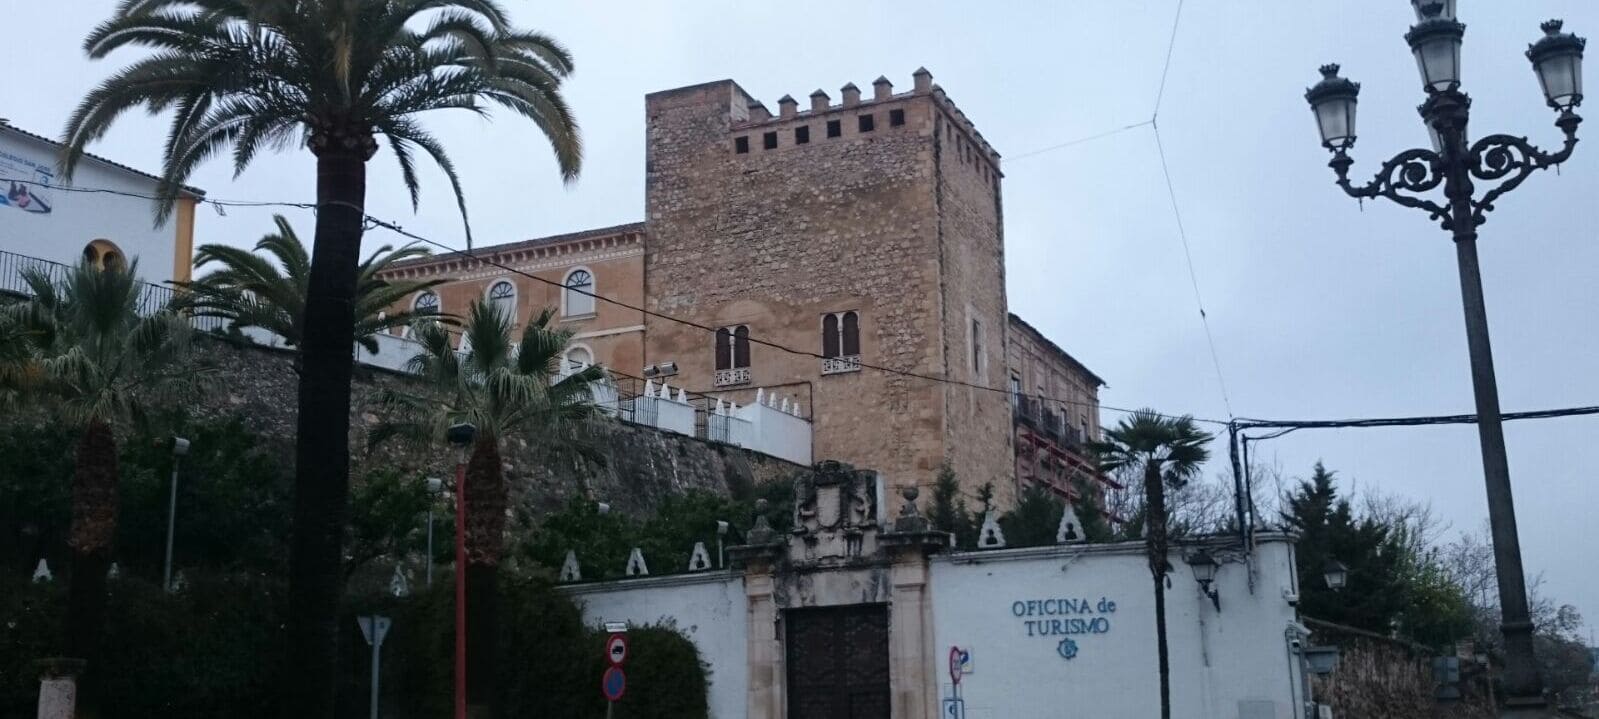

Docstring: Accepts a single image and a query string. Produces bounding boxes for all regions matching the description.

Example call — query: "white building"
[563,462,1310,719]
[0,121,201,288]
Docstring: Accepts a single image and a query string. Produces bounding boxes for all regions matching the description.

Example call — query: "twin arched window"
[564,269,595,317]
[822,311,860,358]
[403,291,441,338]
[715,325,750,370]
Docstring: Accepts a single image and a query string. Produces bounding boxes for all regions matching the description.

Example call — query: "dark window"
[889,109,905,126]
[795,126,810,145]
[822,314,840,358]
[733,325,750,368]
[822,311,861,359]
[858,114,875,132]
[715,327,732,370]
[763,131,778,150]
[735,136,749,154]
[970,317,983,374]
[841,311,860,355]
[826,119,841,138]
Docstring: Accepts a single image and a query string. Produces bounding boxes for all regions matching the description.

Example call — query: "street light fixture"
[1186,548,1222,611]
[163,436,190,593]
[424,477,443,587]
[1305,9,1585,709]
[1322,560,1348,592]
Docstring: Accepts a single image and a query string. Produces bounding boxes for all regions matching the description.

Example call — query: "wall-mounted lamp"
[1186,548,1222,611]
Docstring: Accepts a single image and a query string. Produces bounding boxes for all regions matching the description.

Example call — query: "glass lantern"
[1406,12,1466,93]
[1305,64,1360,150]
[1527,19,1587,111]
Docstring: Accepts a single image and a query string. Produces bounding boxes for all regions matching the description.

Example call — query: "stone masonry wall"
[642,79,947,496]
[640,73,1012,502]
[931,91,1016,508]
[175,337,800,516]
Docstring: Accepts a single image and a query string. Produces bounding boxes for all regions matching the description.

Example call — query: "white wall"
[733,400,812,466]
[562,572,749,719]
[0,127,186,285]
[930,535,1304,719]
[354,332,423,373]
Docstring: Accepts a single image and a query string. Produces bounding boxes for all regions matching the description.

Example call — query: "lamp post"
[1305,4,1585,712]
[1186,548,1222,611]
[424,477,443,588]
[445,422,476,719]
[1322,560,1348,592]
[162,436,190,592]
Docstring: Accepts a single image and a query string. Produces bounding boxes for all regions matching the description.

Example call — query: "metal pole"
[370,632,382,719]
[454,459,467,719]
[162,456,181,592]
[1451,232,1544,703]
[426,507,434,588]
[1431,104,1546,706]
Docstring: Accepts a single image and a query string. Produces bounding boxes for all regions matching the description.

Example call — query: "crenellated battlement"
[729,68,1001,168]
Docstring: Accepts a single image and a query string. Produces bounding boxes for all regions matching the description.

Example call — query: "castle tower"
[641,70,1014,505]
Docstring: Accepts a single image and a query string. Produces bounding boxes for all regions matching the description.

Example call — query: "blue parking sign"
[942,697,965,719]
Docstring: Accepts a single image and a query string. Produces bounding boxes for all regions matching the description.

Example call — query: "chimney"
[841,83,861,107]
[809,89,830,113]
[872,76,893,100]
[747,101,770,123]
[912,67,933,93]
[777,94,797,119]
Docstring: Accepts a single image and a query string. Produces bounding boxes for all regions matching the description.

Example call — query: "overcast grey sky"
[4,1,1596,630]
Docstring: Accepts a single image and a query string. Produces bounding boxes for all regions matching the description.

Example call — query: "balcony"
[820,354,861,375]
[713,367,751,387]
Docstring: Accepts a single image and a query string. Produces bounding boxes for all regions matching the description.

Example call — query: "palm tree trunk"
[1144,461,1172,719]
[285,146,367,719]
[66,417,117,717]
[464,435,506,718]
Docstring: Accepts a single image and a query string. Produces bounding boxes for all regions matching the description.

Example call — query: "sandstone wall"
[183,336,799,516]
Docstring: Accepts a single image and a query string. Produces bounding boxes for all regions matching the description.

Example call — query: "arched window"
[487,280,517,322]
[404,291,440,338]
[841,311,860,355]
[563,269,595,317]
[565,345,593,372]
[82,239,126,272]
[733,325,750,369]
[822,314,840,357]
[715,327,732,370]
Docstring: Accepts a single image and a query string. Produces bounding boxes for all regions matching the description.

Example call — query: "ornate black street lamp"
[1305,4,1585,712]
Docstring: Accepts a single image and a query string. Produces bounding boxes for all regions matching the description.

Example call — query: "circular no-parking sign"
[606,633,629,666]
[602,665,627,701]
[948,646,963,686]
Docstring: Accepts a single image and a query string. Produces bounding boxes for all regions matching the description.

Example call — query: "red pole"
[453,459,467,719]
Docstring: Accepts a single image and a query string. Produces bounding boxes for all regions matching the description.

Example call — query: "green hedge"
[2,571,709,718]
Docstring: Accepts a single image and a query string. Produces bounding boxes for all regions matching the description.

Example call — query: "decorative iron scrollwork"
[1467,122,1579,225]
[1330,147,1449,227]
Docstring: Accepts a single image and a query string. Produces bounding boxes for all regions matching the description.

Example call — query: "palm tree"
[61,4,581,712]
[173,214,447,351]
[1089,409,1212,719]
[6,260,198,712]
[379,300,603,716]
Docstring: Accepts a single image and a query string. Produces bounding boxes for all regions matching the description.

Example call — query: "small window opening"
[889,109,905,126]
[858,114,875,132]
[826,119,842,138]
[735,136,749,154]
[795,126,810,145]
[763,132,778,150]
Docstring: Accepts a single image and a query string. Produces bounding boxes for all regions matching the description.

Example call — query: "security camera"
[171,437,191,457]
[1289,638,1303,651]
[658,361,678,376]
[1282,590,1300,607]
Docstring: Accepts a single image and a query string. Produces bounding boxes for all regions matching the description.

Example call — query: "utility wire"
[1152,126,1234,417]
[0,176,1229,426]
[1152,0,1186,121]
[1005,119,1152,163]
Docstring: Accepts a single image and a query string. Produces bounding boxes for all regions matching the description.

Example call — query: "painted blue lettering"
[1012,601,1026,617]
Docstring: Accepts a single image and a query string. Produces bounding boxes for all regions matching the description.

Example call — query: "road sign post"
[357,616,392,719]
[602,625,628,718]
